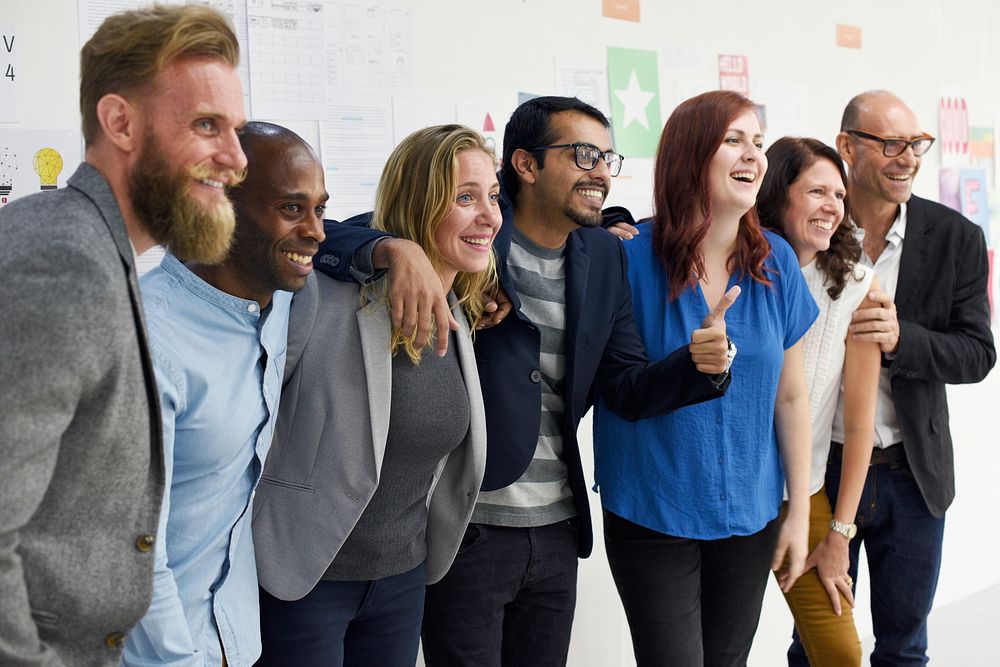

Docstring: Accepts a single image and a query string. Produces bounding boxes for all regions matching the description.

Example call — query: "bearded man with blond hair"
[0,5,246,664]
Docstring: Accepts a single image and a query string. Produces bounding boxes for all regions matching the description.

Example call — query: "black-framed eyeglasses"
[846,129,936,158]
[529,143,624,177]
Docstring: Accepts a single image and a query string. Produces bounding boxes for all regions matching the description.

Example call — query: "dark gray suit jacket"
[0,164,163,666]
[888,195,995,516]
[252,272,487,600]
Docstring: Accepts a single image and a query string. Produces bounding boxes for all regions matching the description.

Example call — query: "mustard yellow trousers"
[778,489,862,667]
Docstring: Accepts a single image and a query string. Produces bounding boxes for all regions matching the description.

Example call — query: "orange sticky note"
[836,24,862,49]
[603,0,640,22]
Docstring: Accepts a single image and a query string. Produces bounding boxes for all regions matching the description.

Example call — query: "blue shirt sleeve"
[122,350,200,667]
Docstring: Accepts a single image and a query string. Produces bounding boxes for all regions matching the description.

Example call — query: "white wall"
[5,1,998,664]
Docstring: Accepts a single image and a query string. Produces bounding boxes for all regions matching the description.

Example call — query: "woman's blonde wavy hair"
[367,124,499,363]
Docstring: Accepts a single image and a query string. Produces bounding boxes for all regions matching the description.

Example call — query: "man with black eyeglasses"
[787,90,995,667]
[314,96,735,666]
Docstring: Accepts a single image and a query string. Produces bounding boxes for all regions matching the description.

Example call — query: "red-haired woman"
[757,137,881,667]
[593,90,817,666]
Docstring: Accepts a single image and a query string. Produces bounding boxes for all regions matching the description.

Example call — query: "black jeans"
[421,520,579,667]
[604,510,781,667]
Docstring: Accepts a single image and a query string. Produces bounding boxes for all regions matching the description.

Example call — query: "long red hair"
[652,90,772,300]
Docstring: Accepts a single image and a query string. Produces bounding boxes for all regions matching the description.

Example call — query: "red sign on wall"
[718,55,749,97]
[939,96,970,164]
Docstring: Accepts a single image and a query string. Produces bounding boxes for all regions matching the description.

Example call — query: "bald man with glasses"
[787,90,995,667]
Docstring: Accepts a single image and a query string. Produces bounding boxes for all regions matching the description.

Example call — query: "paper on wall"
[0,128,81,207]
[325,0,416,95]
[554,59,611,117]
[320,94,393,221]
[390,94,456,145]
[751,79,811,147]
[247,0,326,121]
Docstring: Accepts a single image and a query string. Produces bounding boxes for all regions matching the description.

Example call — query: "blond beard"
[130,136,241,264]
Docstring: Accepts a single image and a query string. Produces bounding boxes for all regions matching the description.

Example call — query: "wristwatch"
[708,338,737,389]
[721,336,737,374]
[830,519,857,539]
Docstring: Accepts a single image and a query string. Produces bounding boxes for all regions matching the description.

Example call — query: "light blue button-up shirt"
[124,253,290,667]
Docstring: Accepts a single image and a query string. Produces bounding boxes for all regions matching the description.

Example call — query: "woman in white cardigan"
[757,137,882,667]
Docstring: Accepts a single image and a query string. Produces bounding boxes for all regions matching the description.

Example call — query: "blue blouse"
[593,225,817,540]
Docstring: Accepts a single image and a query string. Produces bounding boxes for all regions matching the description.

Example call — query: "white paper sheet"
[247,0,326,121]
[186,0,252,117]
[751,79,812,146]
[79,0,179,45]
[456,94,518,162]
[136,246,167,276]
[554,59,611,117]
[604,156,654,221]
[390,94,456,145]
[0,25,21,122]
[320,94,393,220]
[325,0,416,94]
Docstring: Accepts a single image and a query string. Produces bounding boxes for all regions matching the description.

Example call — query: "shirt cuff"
[349,238,389,285]
[709,370,730,390]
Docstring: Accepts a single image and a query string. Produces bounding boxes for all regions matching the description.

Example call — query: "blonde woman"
[252,125,500,667]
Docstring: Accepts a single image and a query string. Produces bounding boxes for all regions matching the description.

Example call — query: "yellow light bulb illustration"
[33,147,63,191]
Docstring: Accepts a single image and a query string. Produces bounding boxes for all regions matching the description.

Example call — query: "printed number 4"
[4,64,11,81]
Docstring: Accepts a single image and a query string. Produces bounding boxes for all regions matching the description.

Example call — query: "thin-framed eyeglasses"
[529,143,624,177]
[846,129,936,157]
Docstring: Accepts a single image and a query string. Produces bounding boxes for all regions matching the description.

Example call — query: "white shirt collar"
[851,201,907,248]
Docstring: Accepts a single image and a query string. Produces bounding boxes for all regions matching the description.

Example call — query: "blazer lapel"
[895,197,934,315]
[67,163,163,468]
[357,292,393,474]
[451,299,487,480]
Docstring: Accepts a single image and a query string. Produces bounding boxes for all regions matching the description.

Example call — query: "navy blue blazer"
[317,200,726,556]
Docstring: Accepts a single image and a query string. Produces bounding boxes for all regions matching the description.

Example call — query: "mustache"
[575,179,607,194]
[188,163,248,189]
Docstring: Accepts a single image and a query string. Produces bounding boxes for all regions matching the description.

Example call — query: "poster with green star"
[607,47,662,158]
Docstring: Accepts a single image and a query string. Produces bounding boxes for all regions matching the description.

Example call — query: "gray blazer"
[253,271,487,600]
[0,164,163,665]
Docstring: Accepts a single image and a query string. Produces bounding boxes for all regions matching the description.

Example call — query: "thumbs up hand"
[689,285,740,375]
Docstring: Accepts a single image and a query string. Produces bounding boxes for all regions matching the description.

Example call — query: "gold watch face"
[832,520,857,539]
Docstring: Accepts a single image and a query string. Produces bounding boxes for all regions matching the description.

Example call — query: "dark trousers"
[421,520,579,667]
[789,444,945,667]
[604,510,781,667]
[256,562,426,667]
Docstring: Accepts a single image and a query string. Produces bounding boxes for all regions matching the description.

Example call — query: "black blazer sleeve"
[314,215,388,283]
[890,202,995,385]
[591,237,726,421]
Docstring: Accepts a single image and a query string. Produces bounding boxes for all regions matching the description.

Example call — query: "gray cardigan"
[252,271,487,600]
[0,164,163,666]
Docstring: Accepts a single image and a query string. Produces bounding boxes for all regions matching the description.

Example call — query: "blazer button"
[529,370,541,383]
[135,534,155,553]
[105,631,126,648]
